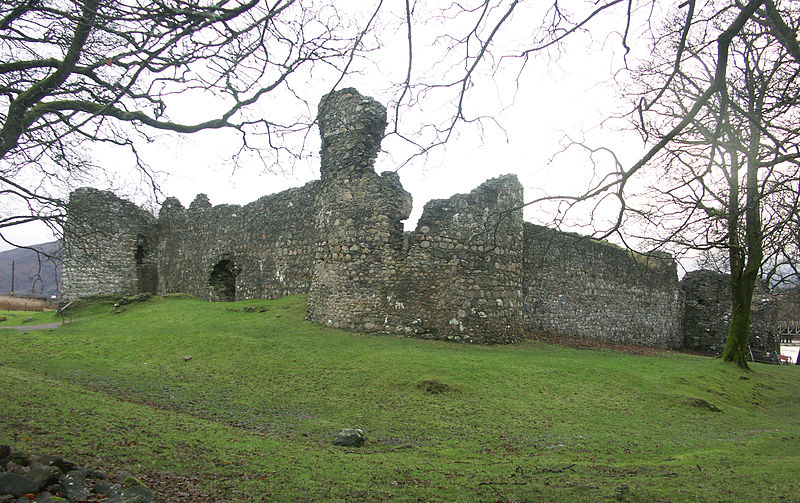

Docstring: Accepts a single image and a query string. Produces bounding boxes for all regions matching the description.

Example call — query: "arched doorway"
[209,259,237,301]
[134,234,157,294]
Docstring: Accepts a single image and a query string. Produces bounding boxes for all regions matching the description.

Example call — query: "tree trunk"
[721,276,754,368]
[721,88,763,370]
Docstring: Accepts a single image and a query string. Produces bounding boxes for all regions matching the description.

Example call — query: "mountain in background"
[0,241,61,297]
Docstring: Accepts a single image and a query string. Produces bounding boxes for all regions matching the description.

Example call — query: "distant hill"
[0,241,61,297]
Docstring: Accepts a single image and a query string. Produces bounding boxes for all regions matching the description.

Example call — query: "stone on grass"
[93,479,114,496]
[4,453,28,468]
[417,379,451,394]
[0,473,38,497]
[59,470,90,501]
[29,454,74,475]
[333,428,366,447]
[120,483,154,501]
[118,472,143,488]
[1,447,152,502]
[24,464,61,491]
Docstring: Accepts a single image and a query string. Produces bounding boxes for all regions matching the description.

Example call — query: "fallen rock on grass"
[333,428,366,447]
[685,397,722,412]
[0,446,154,502]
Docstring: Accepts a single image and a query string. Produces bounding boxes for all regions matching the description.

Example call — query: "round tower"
[307,88,412,331]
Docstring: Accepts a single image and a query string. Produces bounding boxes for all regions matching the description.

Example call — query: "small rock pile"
[113,293,153,314]
[0,445,154,503]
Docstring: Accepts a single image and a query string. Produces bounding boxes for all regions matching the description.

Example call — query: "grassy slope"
[1,295,799,502]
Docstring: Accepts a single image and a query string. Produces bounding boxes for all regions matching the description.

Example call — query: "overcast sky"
[1,2,654,253]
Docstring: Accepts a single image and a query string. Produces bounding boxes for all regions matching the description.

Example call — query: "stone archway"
[209,259,237,302]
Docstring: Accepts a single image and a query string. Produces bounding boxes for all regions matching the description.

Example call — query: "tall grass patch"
[0,295,48,311]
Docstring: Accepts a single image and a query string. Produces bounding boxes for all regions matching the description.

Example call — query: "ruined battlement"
[318,88,388,181]
[62,187,158,298]
[61,88,769,351]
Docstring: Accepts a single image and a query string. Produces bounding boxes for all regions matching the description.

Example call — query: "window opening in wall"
[135,234,145,265]
[209,259,237,302]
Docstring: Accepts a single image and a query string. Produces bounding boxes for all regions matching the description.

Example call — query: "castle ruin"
[61,88,778,355]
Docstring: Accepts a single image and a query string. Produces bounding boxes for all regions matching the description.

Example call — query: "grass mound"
[684,397,722,412]
[1,294,798,502]
[416,379,453,394]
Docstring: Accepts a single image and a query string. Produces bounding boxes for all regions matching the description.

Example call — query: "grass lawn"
[1,294,799,502]
[0,309,57,326]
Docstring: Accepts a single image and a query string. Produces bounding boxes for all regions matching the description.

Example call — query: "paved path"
[0,320,75,330]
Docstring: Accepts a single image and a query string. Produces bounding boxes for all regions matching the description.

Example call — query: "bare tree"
[389,0,798,368]
[1,0,380,247]
[390,0,800,151]
[621,9,800,366]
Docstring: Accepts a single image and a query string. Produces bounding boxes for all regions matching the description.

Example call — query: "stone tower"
[306,88,525,342]
[306,88,413,330]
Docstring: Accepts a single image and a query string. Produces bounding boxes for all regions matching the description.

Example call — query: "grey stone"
[95,472,152,502]
[119,484,154,501]
[4,454,28,468]
[0,472,38,497]
[46,458,74,475]
[30,491,55,502]
[101,484,153,503]
[116,472,134,486]
[59,470,90,501]
[73,466,105,480]
[1,464,22,476]
[23,464,61,491]
[93,479,114,496]
[333,428,366,447]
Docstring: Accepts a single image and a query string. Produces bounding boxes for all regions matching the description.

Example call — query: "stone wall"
[681,269,778,359]
[521,224,683,348]
[61,188,158,299]
[383,176,524,343]
[156,183,319,302]
[64,87,776,350]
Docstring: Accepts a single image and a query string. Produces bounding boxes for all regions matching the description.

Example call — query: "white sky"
[1,2,656,253]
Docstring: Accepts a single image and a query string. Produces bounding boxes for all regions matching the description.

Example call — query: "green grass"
[1,294,799,502]
[0,309,57,326]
